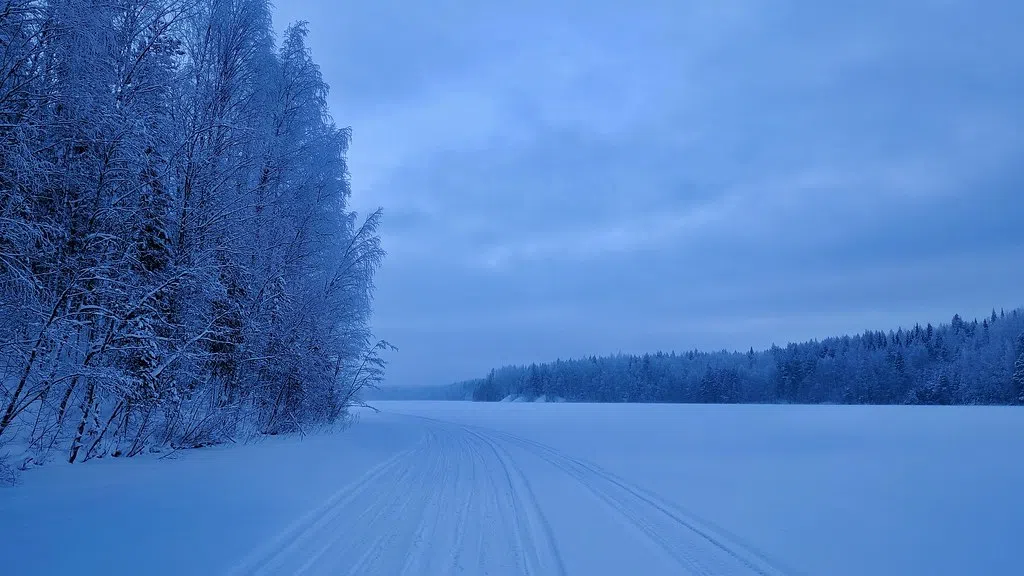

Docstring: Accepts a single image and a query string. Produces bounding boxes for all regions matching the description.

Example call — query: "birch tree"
[0,0,388,466]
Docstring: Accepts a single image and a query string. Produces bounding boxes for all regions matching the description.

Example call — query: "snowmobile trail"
[231,411,791,575]
[478,426,797,576]
[230,417,566,576]
[10,402,1019,576]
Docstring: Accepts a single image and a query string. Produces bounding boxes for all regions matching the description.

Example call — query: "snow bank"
[499,395,565,403]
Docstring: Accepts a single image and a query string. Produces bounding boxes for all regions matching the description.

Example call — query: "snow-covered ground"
[3,402,1023,575]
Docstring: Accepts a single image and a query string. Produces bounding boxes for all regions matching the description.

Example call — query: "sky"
[272,0,1024,386]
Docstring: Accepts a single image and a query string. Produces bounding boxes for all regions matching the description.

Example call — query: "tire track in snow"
[234,411,792,576]
[463,426,568,576]
[226,440,423,576]
[389,413,568,576]
[482,426,795,576]
[348,425,472,575]
[467,426,507,574]
[335,448,436,575]
[491,430,712,575]
[439,430,477,575]
[233,417,568,576]
[292,429,436,575]
[398,424,462,575]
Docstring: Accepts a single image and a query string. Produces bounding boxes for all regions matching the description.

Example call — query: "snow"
[0,417,419,575]
[3,402,1023,575]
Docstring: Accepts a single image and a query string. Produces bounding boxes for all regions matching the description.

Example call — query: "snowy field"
[2,402,1023,575]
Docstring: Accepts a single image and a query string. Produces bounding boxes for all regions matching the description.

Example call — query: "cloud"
[447,142,1013,270]
[475,196,735,269]
[273,0,1024,386]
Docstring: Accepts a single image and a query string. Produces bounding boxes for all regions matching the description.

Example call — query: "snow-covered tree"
[459,308,1024,407]
[1012,334,1024,405]
[0,0,388,465]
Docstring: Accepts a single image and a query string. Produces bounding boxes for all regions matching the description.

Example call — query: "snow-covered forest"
[0,0,386,468]
[465,309,1024,405]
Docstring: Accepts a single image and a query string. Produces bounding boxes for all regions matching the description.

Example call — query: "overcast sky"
[272,0,1024,386]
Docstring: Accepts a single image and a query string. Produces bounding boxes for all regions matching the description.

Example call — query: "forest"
[0,0,386,470]
[462,309,1024,406]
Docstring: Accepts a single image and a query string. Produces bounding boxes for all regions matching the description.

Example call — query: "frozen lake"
[2,401,1022,575]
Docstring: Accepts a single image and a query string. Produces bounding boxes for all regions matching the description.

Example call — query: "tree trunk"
[85,401,123,461]
[68,382,96,464]
[27,384,50,451]
[0,334,43,439]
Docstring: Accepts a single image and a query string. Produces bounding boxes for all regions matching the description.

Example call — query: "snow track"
[478,425,795,576]
[10,402,1021,576]
[231,412,791,575]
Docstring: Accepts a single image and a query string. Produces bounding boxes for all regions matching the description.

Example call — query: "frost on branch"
[0,2,387,463]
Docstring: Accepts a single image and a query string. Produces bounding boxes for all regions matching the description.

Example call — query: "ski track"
[231,413,792,576]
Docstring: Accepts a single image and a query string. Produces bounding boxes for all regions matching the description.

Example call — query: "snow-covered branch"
[0,0,388,464]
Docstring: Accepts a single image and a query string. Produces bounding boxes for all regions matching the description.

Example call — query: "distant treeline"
[456,308,1024,405]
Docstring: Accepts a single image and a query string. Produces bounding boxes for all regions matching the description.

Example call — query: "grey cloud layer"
[274,0,1024,385]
